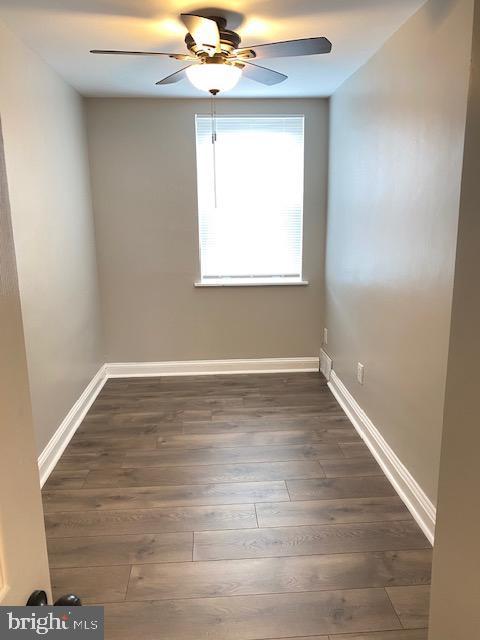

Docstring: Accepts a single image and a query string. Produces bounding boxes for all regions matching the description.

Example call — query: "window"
[195,115,306,286]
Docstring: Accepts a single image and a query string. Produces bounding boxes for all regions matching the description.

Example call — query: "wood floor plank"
[121,444,344,468]
[332,630,428,639]
[211,407,346,422]
[45,504,257,538]
[83,461,325,488]
[43,470,89,490]
[67,436,158,453]
[51,565,131,604]
[253,390,340,401]
[76,423,162,438]
[103,589,402,639]
[55,452,125,470]
[43,481,289,512]
[206,417,353,430]
[91,398,243,411]
[256,497,411,528]
[385,585,430,629]
[78,419,356,438]
[339,442,373,458]
[286,477,396,501]
[47,532,193,568]
[179,417,355,434]
[157,429,360,449]
[267,637,327,640]
[127,550,432,601]
[90,408,213,422]
[82,412,172,427]
[193,521,431,561]
[320,458,384,478]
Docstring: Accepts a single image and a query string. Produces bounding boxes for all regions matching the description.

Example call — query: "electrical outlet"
[323,327,328,346]
[357,362,365,385]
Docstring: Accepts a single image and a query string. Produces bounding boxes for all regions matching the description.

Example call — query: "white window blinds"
[195,115,305,284]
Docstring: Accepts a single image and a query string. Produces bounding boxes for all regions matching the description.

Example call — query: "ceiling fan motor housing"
[185,16,244,57]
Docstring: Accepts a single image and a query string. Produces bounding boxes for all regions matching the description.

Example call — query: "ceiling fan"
[91,13,332,95]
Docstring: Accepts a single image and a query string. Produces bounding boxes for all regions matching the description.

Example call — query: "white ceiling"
[0,0,426,98]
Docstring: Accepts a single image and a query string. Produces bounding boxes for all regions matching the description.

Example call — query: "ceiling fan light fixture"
[186,61,242,94]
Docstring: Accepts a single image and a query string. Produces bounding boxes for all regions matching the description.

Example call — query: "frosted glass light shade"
[186,63,242,93]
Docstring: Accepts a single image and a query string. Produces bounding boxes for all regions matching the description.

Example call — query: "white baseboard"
[38,357,319,485]
[38,365,107,487]
[328,370,436,545]
[319,348,332,380]
[105,357,319,378]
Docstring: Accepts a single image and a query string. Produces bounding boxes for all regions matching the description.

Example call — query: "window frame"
[193,114,308,288]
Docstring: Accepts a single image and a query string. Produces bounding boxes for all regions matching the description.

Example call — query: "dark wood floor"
[42,372,431,639]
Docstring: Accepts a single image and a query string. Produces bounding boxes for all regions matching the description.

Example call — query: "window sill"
[194,279,309,288]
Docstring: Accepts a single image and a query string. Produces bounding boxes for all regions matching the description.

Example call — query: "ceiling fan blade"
[155,65,193,85]
[239,37,332,60]
[90,50,192,61]
[241,61,287,86]
[181,14,220,52]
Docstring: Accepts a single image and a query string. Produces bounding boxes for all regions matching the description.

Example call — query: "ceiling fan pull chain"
[211,94,218,209]
[211,94,217,144]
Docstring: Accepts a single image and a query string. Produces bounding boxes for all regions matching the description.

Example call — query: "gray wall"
[86,98,328,362]
[325,0,473,504]
[0,22,104,454]
[429,2,480,636]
